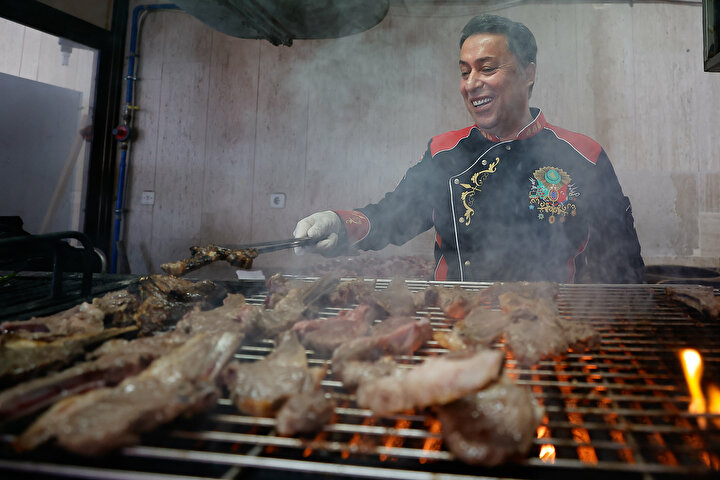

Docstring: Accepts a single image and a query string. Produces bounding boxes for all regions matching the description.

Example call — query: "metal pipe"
[111,3,180,273]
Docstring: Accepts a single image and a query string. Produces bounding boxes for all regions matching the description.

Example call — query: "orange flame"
[537,425,556,463]
[680,349,707,429]
[419,418,443,464]
[708,384,720,429]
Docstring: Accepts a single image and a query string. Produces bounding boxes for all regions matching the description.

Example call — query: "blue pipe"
[111,3,180,273]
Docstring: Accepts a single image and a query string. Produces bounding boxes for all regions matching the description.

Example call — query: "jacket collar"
[478,108,545,142]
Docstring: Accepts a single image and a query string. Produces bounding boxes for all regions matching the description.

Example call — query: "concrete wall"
[120,0,720,277]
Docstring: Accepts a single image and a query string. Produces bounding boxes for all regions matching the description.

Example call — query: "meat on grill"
[222,331,326,417]
[0,329,189,422]
[16,332,241,455]
[160,245,258,277]
[0,302,105,340]
[356,349,504,416]
[369,277,425,316]
[478,281,560,304]
[275,390,335,436]
[435,374,543,466]
[424,285,480,320]
[330,316,433,374]
[175,293,248,336]
[434,308,508,350]
[664,285,720,318]
[326,278,377,307]
[291,303,382,354]
[337,357,400,391]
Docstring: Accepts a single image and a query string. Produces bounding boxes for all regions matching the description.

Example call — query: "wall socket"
[141,190,155,205]
[270,193,286,208]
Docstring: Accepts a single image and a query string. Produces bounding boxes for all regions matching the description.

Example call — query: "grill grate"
[0,279,719,479]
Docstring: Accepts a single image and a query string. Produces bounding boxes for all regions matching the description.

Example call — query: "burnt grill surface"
[1,278,719,480]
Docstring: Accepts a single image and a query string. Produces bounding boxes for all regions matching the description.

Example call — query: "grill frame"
[0,278,719,480]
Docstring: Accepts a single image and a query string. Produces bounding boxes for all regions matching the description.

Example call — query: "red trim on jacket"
[566,232,590,283]
[435,233,442,249]
[335,210,370,244]
[544,123,602,165]
[435,256,448,281]
[430,126,475,156]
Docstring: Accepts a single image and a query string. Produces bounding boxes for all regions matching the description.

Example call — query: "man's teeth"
[472,98,491,107]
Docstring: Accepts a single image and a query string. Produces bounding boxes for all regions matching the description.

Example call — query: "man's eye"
[460,70,469,77]
[481,66,497,73]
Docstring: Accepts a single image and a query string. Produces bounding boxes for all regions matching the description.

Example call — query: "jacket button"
[453,178,459,184]
[505,145,512,151]
[464,260,471,266]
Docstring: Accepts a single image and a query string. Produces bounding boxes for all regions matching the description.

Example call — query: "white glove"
[292,210,342,255]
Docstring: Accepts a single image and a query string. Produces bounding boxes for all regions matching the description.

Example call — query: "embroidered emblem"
[458,157,500,226]
[528,166,579,224]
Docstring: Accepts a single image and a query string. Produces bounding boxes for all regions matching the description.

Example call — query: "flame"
[680,349,707,429]
[537,425,555,463]
[380,418,412,461]
[419,418,443,464]
[708,384,720,429]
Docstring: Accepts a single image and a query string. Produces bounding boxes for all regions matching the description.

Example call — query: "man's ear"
[525,62,536,87]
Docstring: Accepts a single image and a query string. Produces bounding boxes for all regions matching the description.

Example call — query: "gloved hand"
[292,210,343,255]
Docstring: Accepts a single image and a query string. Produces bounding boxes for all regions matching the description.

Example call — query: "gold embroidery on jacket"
[459,157,500,226]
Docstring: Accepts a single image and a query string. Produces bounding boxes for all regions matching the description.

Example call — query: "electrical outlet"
[141,190,155,205]
[270,193,286,209]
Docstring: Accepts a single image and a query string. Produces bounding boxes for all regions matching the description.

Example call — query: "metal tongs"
[161,236,324,277]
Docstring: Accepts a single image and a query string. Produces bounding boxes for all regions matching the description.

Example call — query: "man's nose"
[466,70,484,88]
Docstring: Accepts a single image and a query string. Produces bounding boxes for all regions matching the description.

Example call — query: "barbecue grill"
[0,272,719,480]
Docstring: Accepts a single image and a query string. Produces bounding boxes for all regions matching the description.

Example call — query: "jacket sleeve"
[351,147,439,251]
[576,150,645,283]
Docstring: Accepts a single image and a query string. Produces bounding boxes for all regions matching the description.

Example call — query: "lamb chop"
[291,303,383,354]
[337,357,400,391]
[161,245,258,277]
[1,302,106,341]
[174,293,248,336]
[0,329,189,423]
[664,285,720,318]
[500,293,599,366]
[478,281,560,305]
[434,308,508,351]
[16,332,241,455]
[435,374,543,466]
[330,317,433,375]
[222,331,326,417]
[356,349,504,416]
[370,277,424,316]
[275,390,335,436]
[424,285,480,320]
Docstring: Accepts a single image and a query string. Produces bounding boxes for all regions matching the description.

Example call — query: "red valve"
[112,124,131,142]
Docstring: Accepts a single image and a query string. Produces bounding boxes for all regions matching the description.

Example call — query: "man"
[293,14,644,283]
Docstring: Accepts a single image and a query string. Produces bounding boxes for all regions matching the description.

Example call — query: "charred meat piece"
[161,245,258,277]
[479,281,560,305]
[370,277,424,316]
[435,374,543,466]
[16,332,241,455]
[664,285,720,318]
[356,349,504,416]
[129,275,227,335]
[433,308,508,351]
[291,304,382,354]
[337,357,400,391]
[222,331,326,417]
[0,330,189,422]
[327,278,377,306]
[500,293,599,366]
[0,302,105,341]
[331,317,433,374]
[90,288,140,328]
[424,285,480,320]
[0,326,135,387]
[275,390,335,436]
[175,293,248,336]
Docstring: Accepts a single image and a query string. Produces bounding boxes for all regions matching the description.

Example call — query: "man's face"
[459,33,536,139]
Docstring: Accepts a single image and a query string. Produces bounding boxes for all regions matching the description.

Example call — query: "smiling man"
[293,14,644,283]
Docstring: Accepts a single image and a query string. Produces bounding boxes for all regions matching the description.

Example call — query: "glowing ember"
[419,418,443,464]
[708,384,720,429]
[537,425,555,463]
[680,349,707,429]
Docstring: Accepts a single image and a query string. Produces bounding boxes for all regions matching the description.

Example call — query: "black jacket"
[342,109,644,283]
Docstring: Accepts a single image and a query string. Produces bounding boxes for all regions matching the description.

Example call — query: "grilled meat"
[664,285,720,318]
[276,391,335,436]
[356,349,504,416]
[175,293,248,336]
[222,331,326,417]
[0,302,105,341]
[0,330,188,422]
[434,308,508,350]
[16,332,241,455]
[479,281,560,305]
[331,317,433,374]
[424,285,479,320]
[435,374,543,466]
[327,278,377,306]
[291,304,381,354]
[337,357,400,391]
[161,245,258,277]
[370,277,424,316]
